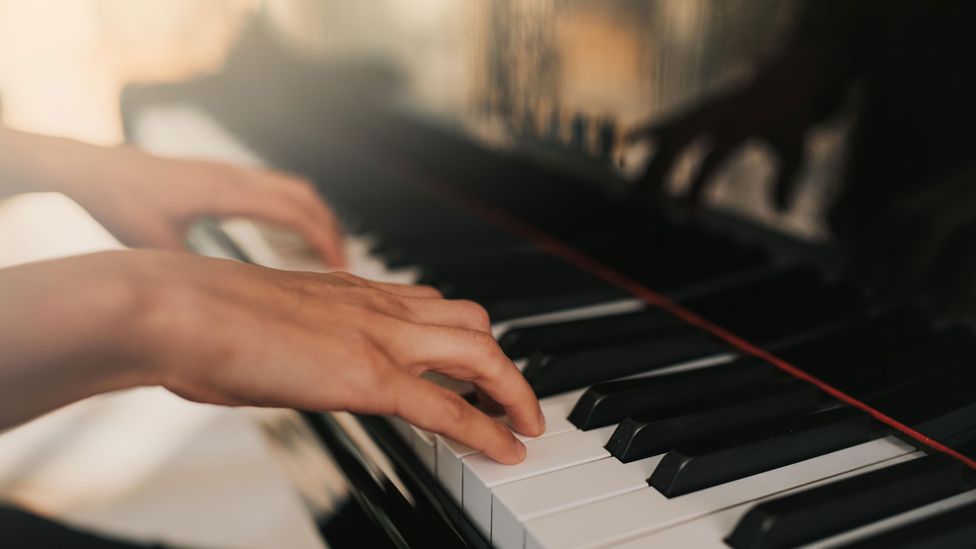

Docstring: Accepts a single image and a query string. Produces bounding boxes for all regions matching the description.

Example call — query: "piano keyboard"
[134,102,976,548]
[220,188,976,548]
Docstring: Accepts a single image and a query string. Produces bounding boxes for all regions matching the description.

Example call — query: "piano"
[118,1,976,547]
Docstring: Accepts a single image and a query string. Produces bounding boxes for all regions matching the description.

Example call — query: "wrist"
[0,127,128,198]
[0,252,157,391]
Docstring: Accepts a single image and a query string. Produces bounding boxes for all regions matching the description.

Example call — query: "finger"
[400,297,491,332]
[771,137,805,211]
[285,185,348,268]
[223,172,347,267]
[685,142,733,206]
[474,385,506,416]
[355,290,491,332]
[377,324,543,437]
[633,140,681,200]
[391,373,527,464]
[329,271,443,298]
[238,199,346,268]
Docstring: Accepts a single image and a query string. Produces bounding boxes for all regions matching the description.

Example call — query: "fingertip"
[516,439,527,462]
[493,437,527,465]
[508,410,545,439]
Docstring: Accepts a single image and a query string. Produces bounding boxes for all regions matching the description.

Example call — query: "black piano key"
[778,309,933,375]
[679,266,861,342]
[498,308,685,359]
[648,407,875,497]
[588,228,770,291]
[497,265,831,360]
[440,268,607,301]
[828,326,976,396]
[419,253,574,287]
[725,439,976,549]
[382,241,538,270]
[873,364,976,440]
[838,499,976,549]
[523,330,729,398]
[568,359,776,430]
[607,382,821,463]
[483,282,633,322]
[649,361,976,498]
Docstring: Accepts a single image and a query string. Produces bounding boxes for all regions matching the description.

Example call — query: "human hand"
[90,250,541,463]
[628,49,847,210]
[59,146,346,267]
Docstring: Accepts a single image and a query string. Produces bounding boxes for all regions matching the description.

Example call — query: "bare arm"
[0,250,543,464]
[0,126,346,266]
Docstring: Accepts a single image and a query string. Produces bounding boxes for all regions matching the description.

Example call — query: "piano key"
[649,407,876,497]
[495,265,826,360]
[491,297,646,338]
[491,455,662,549]
[497,307,680,359]
[411,427,437,473]
[568,359,775,430]
[462,426,617,536]
[825,326,976,396]
[524,437,918,549]
[608,455,927,549]
[524,330,730,397]
[837,497,976,549]
[387,416,416,444]
[608,382,821,463]
[725,446,974,549]
[677,265,861,342]
[648,363,976,498]
[435,389,583,504]
[418,251,585,288]
[481,281,633,322]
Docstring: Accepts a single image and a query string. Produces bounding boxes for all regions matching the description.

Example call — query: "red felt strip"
[402,168,976,471]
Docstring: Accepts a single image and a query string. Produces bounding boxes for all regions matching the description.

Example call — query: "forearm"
[0,126,116,199]
[0,253,151,430]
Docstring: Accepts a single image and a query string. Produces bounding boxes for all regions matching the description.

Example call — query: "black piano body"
[120,2,976,547]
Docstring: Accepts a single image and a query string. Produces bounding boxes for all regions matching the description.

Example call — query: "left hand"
[60,145,346,267]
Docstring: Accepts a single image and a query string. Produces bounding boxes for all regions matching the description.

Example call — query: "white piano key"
[511,390,584,444]
[411,427,437,473]
[387,416,416,444]
[492,455,662,549]
[437,436,477,504]
[462,426,616,536]
[436,390,585,504]
[524,436,918,549]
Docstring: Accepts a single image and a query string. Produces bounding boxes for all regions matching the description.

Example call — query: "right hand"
[67,250,544,463]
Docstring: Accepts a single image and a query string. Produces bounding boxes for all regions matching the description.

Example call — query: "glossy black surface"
[726,439,976,549]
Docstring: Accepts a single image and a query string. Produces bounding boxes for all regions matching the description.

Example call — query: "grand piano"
[120,1,976,547]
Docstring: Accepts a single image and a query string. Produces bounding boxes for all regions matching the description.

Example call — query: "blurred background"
[0,1,835,547]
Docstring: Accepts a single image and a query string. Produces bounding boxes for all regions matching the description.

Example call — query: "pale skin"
[0,127,543,464]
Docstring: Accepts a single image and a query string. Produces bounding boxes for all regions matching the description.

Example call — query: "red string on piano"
[400,167,976,472]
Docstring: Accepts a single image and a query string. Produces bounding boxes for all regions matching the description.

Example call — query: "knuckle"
[359,287,413,317]
[329,271,358,284]
[457,299,491,329]
[471,330,502,355]
[418,284,443,298]
[439,391,470,425]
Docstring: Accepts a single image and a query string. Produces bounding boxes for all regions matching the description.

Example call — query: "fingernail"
[537,404,546,434]
[516,440,527,461]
